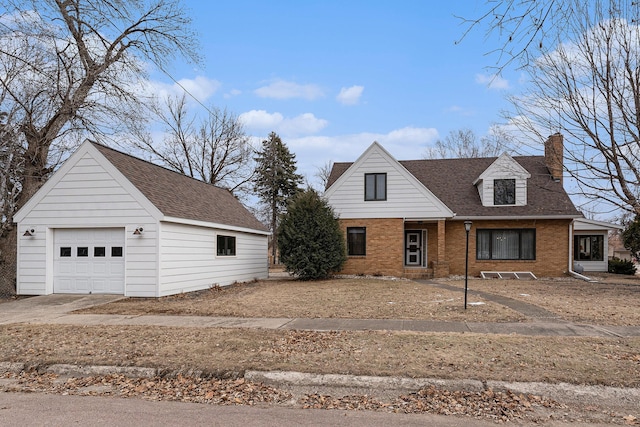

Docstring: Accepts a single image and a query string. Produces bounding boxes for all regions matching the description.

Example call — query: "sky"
[148,0,522,189]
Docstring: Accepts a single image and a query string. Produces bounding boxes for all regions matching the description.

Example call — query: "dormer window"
[494,179,515,205]
[474,154,530,207]
[365,173,386,201]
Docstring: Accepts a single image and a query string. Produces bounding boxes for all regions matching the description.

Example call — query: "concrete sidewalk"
[1,294,639,337]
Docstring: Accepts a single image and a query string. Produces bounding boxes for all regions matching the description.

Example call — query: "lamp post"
[464,220,472,310]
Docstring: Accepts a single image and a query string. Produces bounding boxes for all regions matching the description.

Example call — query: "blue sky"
[150,1,520,188]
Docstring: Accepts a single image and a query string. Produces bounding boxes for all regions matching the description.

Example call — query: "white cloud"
[239,110,284,129]
[280,113,328,135]
[336,85,364,105]
[254,80,324,100]
[175,76,220,100]
[475,73,510,90]
[144,76,221,102]
[239,110,328,137]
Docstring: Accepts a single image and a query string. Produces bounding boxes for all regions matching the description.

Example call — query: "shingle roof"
[327,155,581,218]
[93,143,268,232]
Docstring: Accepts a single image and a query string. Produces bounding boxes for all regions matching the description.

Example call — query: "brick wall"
[337,218,572,278]
[445,219,572,277]
[339,218,404,276]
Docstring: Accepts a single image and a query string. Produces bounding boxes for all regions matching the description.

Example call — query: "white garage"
[14,141,269,297]
[53,228,125,294]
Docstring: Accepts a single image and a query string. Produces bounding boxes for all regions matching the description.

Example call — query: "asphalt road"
[0,392,501,427]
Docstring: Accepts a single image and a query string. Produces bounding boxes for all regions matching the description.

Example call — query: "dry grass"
[81,278,524,322]
[442,274,640,326]
[81,275,640,326]
[1,324,639,388]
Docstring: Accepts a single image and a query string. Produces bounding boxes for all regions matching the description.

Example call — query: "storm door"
[405,231,422,266]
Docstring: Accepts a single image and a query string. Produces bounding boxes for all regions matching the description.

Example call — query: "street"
[0,392,501,427]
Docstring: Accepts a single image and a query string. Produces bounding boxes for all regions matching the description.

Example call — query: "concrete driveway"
[0,294,125,325]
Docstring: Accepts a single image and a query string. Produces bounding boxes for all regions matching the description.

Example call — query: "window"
[94,247,106,257]
[347,227,366,256]
[477,229,535,260]
[60,247,71,257]
[111,247,123,257]
[494,179,516,205]
[77,247,89,257]
[365,173,386,201]
[217,235,236,256]
[574,235,604,261]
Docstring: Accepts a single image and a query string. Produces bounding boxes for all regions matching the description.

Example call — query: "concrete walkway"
[1,293,639,337]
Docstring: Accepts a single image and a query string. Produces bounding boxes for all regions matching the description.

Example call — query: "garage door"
[53,228,125,294]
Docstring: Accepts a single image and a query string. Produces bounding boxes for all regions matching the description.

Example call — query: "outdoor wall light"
[23,228,36,237]
[133,227,144,236]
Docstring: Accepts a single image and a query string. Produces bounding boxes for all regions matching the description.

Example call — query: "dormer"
[473,153,531,207]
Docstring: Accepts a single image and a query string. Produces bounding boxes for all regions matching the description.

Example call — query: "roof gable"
[325,142,453,219]
[475,152,531,184]
[14,141,162,223]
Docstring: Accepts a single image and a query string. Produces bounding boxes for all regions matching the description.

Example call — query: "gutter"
[567,219,598,282]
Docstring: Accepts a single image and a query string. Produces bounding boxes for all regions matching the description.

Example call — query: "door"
[53,228,125,294]
[405,231,422,266]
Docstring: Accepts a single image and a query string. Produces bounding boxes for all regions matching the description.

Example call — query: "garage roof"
[93,142,268,233]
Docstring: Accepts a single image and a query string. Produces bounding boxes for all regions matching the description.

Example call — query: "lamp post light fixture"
[463,220,472,310]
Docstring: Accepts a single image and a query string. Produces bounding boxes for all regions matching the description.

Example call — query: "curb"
[3,362,639,406]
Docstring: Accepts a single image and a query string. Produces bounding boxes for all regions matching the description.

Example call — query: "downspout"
[568,219,596,282]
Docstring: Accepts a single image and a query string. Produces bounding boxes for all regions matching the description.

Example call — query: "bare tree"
[458,0,576,71]
[0,0,199,294]
[134,94,254,199]
[314,161,333,191]
[424,127,511,159]
[507,5,640,215]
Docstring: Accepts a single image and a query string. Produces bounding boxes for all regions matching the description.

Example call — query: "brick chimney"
[544,133,563,184]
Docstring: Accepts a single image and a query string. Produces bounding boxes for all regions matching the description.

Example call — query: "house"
[14,141,269,297]
[325,134,595,279]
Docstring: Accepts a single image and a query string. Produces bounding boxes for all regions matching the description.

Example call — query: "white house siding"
[16,151,159,296]
[327,150,450,219]
[158,221,268,296]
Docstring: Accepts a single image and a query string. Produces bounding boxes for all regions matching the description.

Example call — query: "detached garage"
[14,141,269,297]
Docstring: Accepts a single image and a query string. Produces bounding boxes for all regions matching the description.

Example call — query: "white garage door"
[54,228,125,294]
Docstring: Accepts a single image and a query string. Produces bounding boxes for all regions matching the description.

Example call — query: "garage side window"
[60,247,71,257]
[94,247,106,257]
[217,235,236,256]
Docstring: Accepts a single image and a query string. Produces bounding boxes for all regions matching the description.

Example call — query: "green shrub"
[607,257,637,275]
[278,189,346,280]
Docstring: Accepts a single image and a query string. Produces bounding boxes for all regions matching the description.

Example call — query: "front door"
[405,231,422,266]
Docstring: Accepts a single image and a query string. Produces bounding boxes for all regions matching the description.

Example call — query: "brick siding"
[338,218,572,278]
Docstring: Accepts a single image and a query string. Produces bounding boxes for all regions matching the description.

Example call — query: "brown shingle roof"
[93,143,268,232]
[327,156,581,218]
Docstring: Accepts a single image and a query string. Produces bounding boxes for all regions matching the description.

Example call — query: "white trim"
[454,215,582,221]
[162,216,270,236]
[574,217,623,230]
